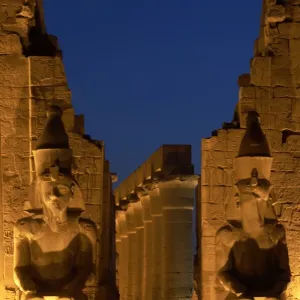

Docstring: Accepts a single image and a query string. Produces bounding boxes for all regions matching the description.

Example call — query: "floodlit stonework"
[114,145,198,300]
[0,1,117,299]
[196,0,300,299]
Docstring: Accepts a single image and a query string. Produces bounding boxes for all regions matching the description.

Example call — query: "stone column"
[126,207,137,300]
[159,179,197,300]
[140,195,153,300]
[115,218,121,294]
[149,188,164,300]
[118,212,129,300]
[131,202,144,300]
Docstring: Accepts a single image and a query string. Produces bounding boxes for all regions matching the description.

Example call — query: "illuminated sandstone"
[196,0,300,299]
[216,112,291,299]
[14,106,97,300]
[115,145,198,300]
[0,1,117,299]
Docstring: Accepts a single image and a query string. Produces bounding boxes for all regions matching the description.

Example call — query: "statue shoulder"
[216,224,239,247]
[78,217,97,243]
[14,217,45,239]
[273,223,287,243]
[264,222,286,244]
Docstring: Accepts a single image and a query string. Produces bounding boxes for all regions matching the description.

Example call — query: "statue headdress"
[25,105,85,213]
[235,111,273,181]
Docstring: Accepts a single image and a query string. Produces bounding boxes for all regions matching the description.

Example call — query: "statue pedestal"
[43,297,73,300]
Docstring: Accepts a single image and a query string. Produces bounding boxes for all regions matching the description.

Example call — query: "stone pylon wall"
[0,2,112,299]
[198,1,300,299]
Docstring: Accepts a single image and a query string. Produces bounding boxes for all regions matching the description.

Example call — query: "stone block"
[267,4,285,23]
[286,134,300,153]
[239,86,256,99]
[256,86,273,100]
[275,187,300,204]
[256,96,270,114]
[265,130,283,152]
[270,97,292,113]
[201,237,216,272]
[278,22,300,39]
[0,56,28,87]
[201,202,225,221]
[292,98,300,120]
[259,112,274,130]
[226,130,244,151]
[239,97,256,114]
[31,85,71,104]
[270,171,286,187]
[62,107,75,131]
[264,25,280,44]
[290,54,300,86]
[271,56,292,87]
[237,73,251,87]
[250,57,271,86]
[202,167,234,187]
[273,87,296,98]
[269,38,289,56]
[292,5,300,22]
[0,34,22,54]
[91,189,102,204]
[30,57,67,86]
[272,152,295,171]
[85,204,102,223]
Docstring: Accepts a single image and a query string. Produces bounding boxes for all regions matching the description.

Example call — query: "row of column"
[116,179,197,300]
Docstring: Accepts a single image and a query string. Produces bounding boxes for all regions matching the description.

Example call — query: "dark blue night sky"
[43,1,262,182]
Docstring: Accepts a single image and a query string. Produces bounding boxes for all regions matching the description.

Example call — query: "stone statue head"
[234,111,277,226]
[25,106,85,218]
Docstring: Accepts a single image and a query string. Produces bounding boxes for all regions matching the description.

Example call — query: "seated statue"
[13,106,97,300]
[216,112,291,300]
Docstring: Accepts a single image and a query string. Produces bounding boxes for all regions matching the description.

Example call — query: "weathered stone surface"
[0,2,116,299]
[292,5,300,22]
[278,23,300,39]
[30,57,67,86]
[198,2,300,299]
[269,38,289,56]
[267,4,285,23]
[250,57,271,86]
[0,34,22,54]
[115,147,197,300]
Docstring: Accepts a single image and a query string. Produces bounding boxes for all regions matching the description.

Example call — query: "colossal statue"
[216,112,291,300]
[13,106,97,300]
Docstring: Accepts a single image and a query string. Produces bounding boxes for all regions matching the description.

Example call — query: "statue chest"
[232,234,278,277]
[29,225,80,266]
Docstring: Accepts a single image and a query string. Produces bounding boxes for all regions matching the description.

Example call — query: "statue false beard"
[43,204,68,233]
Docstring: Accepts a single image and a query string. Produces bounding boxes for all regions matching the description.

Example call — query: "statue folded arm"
[61,218,98,294]
[264,224,291,297]
[13,218,37,295]
[216,225,247,296]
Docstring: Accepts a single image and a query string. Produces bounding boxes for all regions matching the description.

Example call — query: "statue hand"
[230,281,247,296]
[61,281,78,294]
[21,279,37,295]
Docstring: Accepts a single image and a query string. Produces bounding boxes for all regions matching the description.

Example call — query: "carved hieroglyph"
[14,106,97,300]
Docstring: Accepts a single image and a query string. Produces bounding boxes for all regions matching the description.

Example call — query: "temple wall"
[0,5,114,299]
[198,1,300,299]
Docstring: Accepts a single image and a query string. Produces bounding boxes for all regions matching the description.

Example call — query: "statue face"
[40,173,73,214]
[236,170,271,227]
